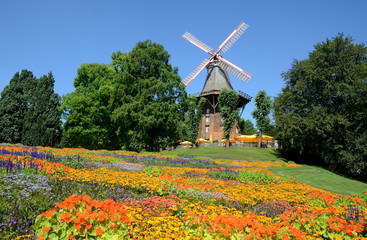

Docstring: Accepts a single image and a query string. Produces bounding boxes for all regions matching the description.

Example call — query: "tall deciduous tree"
[239,118,257,135]
[177,94,205,143]
[274,34,367,180]
[252,90,272,148]
[111,40,185,151]
[219,89,239,148]
[62,63,118,149]
[0,70,35,143]
[22,73,61,147]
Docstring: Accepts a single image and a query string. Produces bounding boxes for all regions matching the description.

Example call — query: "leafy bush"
[60,159,85,169]
[207,169,238,181]
[238,169,278,184]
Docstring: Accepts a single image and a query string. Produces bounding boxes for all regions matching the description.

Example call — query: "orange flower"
[40,208,56,218]
[60,212,72,223]
[42,226,51,233]
[85,222,92,230]
[110,223,118,229]
[96,227,104,236]
[74,223,82,230]
[97,211,108,221]
[68,233,74,239]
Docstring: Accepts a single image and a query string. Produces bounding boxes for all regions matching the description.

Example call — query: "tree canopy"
[62,63,118,149]
[0,70,61,146]
[22,73,61,147]
[252,90,272,148]
[62,40,185,151]
[239,118,257,135]
[219,89,239,147]
[177,94,205,143]
[274,34,367,180]
[111,40,185,151]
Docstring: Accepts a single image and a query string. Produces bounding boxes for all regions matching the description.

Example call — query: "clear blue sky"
[1,0,366,123]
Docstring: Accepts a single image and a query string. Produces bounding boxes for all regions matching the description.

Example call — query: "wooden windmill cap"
[199,60,233,97]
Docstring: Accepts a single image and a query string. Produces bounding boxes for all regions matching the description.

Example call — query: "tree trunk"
[257,131,262,148]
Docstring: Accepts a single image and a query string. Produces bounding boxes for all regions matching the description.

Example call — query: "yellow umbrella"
[220,139,236,143]
[180,141,193,145]
[261,135,274,141]
[195,138,208,143]
[234,135,255,140]
[234,135,257,143]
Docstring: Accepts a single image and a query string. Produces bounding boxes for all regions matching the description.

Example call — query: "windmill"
[182,22,253,142]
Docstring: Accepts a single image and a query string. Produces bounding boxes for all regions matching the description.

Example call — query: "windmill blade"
[183,59,210,86]
[182,32,213,54]
[218,22,249,54]
[217,58,252,82]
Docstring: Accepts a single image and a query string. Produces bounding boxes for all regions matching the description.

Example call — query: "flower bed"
[0,145,366,239]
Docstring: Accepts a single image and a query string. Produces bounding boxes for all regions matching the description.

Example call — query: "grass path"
[269,165,367,195]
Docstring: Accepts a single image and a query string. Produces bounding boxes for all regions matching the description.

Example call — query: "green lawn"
[162,146,367,195]
[161,146,283,161]
[269,165,367,195]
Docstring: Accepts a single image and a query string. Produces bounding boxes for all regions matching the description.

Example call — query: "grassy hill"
[162,146,367,195]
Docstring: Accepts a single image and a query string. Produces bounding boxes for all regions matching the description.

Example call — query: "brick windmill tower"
[182,22,253,142]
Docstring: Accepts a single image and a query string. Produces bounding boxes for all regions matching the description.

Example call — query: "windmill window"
[206,116,210,122]
[205,125,209,133]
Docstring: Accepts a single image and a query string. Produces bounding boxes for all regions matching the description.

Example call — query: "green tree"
[62,63,118,149]
[22,73,61,147]
[0,70,35,143]
[177,95,206,143]
[111,40,185,151]
[252,90,272,148]
[239,118,257,135]
[218,89,239,148]
[274,34,367,180]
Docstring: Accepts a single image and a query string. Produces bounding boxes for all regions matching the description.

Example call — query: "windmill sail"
[219,22,249,53]
[183,59,209,86]
[182,21,252,86]
[217,59,252,83]
[182,32,213,54]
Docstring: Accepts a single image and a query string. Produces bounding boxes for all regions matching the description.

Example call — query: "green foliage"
[358,190,367,204]
[274,34,367,180]
[62,63,118,150]
[0,70,35,144]
[60,159,85,169]
[239,118,257,135]
[111,40,185,151]
[143,166,169,177]
[218,89,239,147]
[21,73,61,147]
[252,90,272,147]
[237,169,277,184]
[177,95,206,142]
[61,40,186,151]
[207,169,238,181]
[0,70,61,147]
